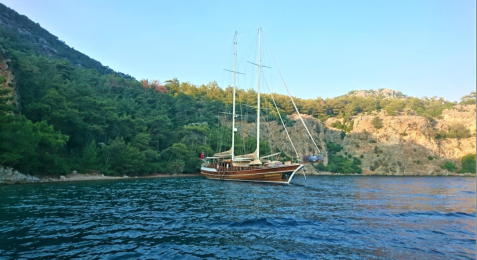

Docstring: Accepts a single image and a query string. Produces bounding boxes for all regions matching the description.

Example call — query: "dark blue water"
[0,176,475,259]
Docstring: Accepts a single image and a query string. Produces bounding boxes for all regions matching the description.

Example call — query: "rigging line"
[216,108,221,152]
[237,32,256,78]
[262,96,273,155]
[244,53,257,94]
[240,32,258,91]
[221,38,235,87]
[245,105,252,153]
[263,93,285,158]
[262,33,321,154]
[240,103,246,155]
[261,70,300,159]
[259,104,271,155]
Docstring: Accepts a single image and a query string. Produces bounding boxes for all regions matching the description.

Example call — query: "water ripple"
[0,176,475,259]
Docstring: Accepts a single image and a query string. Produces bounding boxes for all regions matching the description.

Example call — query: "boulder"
[0,166,35,184]
[12,171,27,182]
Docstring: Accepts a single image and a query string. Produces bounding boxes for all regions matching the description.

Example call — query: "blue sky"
[1,0,475,101]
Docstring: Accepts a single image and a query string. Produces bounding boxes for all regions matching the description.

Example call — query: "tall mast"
[231,32,237,160]
[256,27,261,159]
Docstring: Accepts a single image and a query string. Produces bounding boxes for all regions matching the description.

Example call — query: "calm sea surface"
[0,176,475,259]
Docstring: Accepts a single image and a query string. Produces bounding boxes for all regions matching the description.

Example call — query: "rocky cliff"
[0,47,17,108]
[220,113,326,160]
[347,88,407,99]
[220,103,475,175]
[324,105,476,175]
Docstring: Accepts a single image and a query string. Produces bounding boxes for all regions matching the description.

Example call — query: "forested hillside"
[0,3,475,176]
[0,4,115,75]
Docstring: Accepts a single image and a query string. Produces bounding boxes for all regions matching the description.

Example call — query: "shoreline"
[1,169,474,186]
[49,173,203,183]
[0,167,203,185]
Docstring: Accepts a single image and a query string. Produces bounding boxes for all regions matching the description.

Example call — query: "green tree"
[0,115,39,168]
[104,137,145,175]
[167,159,185,174]
[161,143,200,173]
[323,142,362,174]
[0,86,68,174]
[80,141,100,172]
[33,121,69,173]
[458,154,476,173]
[372,116,383,129]
[313,161,330,172]
[459,92,476,105]
[437,124,471,139]
[383,99,405,116]
[442,161,456,172]
[174,93,197,126]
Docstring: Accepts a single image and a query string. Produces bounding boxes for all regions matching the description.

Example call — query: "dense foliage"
[0,48,275,175]
[0,85,68,174]
[435,123,471,140]
[458,154,476,173]
[441,161,457,172]
[313,142,362,174]
[154,81,471,125]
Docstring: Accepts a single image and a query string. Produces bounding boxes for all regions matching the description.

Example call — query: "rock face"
[325,105,476,175]
[219,104,475,175]
[262,114,326,162]
[0,47,18,109]
[347,88,407,99]
[222,102,475,176]
[220,113,327,163]
[0,166,40,184]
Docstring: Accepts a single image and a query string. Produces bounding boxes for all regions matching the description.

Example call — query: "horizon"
[1,0,475,102]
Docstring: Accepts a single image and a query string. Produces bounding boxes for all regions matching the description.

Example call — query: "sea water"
[0,176,475,259]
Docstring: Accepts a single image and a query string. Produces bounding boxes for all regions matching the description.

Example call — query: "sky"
[1,0,475,101]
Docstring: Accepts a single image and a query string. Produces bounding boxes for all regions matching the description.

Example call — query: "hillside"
[0,3,475,178]
[0,4,116,75]
[323,104,475,175]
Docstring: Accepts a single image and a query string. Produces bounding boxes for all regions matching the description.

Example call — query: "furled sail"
[235,149,257,159]
[213,148,233,158]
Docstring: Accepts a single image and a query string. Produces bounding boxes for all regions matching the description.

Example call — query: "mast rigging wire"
[261,71,300,160]
[262,32,321,154]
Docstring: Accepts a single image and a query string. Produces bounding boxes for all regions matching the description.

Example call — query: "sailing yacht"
[200,28,318,184]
